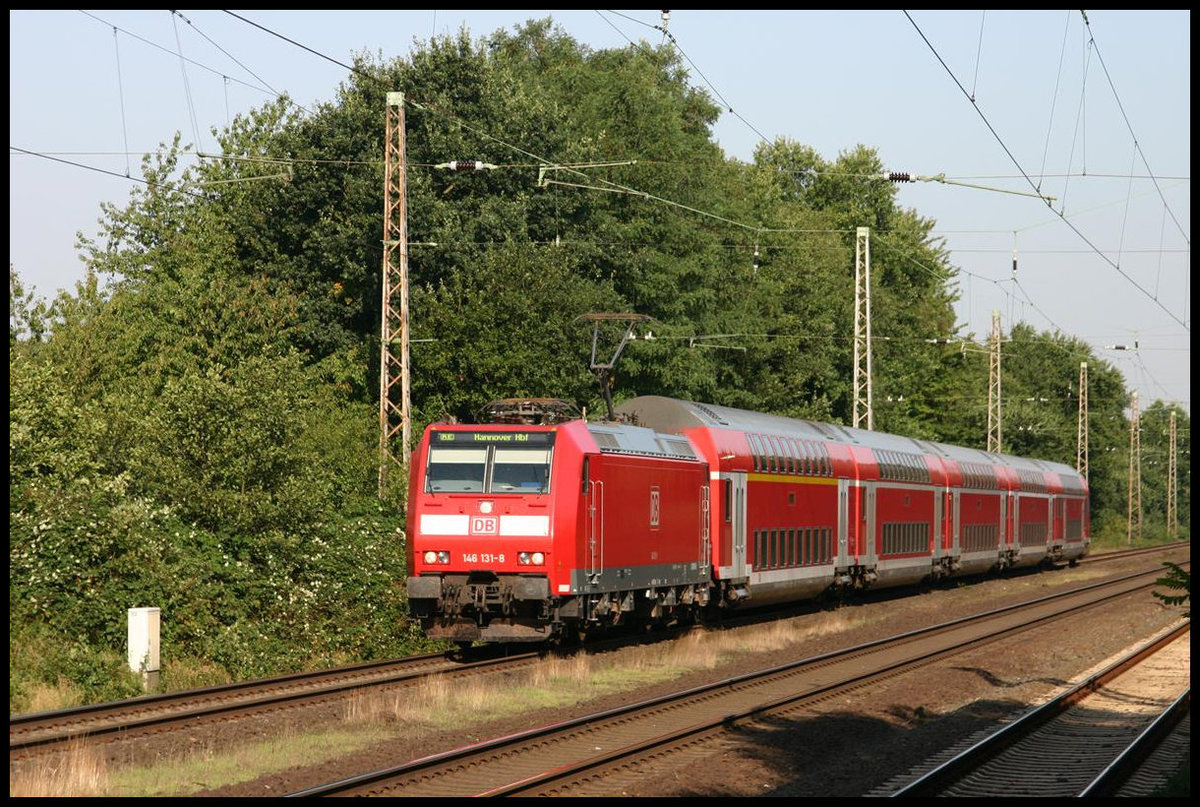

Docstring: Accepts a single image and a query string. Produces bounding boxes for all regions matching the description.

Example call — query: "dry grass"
[97,724,393,796]
[640,612,854,667]
[344,652,603,733]
[345,611,864,736]
[9,740,109,797]
[526,652,594,687]
[23,610,863,796]
[22,678,86,715]
[159,659,234,693]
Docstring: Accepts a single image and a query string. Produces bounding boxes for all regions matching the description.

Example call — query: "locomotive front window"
[491,448,552,494]
[425,439,553,495]
[427,447,488,492]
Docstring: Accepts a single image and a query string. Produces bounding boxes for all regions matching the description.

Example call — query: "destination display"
[431,430,555,446]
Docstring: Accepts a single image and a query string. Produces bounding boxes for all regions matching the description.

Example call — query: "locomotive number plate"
[462,553,505,563]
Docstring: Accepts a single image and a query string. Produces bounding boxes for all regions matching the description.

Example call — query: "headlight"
[518,551,545,566]
[518,552,531,565]
[437,551,450,564]
[423,550,438,564]
[531,552,545,565]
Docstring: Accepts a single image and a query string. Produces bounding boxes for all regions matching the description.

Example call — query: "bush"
[9,629,144,713]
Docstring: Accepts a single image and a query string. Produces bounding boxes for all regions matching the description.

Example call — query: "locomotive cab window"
[426,447,488,492]
[491,448,551,493]
[426,432,554,494]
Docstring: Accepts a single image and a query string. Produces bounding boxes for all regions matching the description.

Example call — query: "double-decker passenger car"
[406,396,1089,644]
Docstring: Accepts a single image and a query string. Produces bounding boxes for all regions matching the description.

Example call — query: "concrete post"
[127,607,161,690]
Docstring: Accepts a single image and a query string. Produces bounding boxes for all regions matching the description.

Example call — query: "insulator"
[453,160,484,171]
[888,172,912,183]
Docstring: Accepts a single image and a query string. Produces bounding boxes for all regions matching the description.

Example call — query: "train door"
[729,472,748,579]
[952,490,961,554]
[864,483,878,567]
[933,490,945,560]
[999,492,1008,554]
[837,480,849,567]
[586,476,605,583]
[1009,492,1018,553]
[942,490,954,557]
[1011,494,1019,551]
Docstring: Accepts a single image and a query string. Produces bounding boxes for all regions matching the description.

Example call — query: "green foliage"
[1139,402,1191,532]
[1152,561,1190,618]
[412,243,621,424]
[7,15,1188,709]
[10,276,423,706]
[128,355,330,534]
[10,264,49,345]
[9,630,145,712]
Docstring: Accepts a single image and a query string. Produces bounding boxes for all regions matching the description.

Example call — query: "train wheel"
[696,602,723,629]
[574,623,594,645]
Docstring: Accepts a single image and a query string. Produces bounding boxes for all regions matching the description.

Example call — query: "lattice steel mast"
[853,226,874,430]
[987,310,1002,454]
[1127,390,1141,544]
[1076,362,1089,480]
[1166,408,1177,538]
[378,92,411,498]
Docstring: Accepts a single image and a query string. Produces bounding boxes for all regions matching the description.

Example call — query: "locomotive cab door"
[586,477,604,584]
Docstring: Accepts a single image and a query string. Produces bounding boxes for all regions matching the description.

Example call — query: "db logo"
[471,516,499,535]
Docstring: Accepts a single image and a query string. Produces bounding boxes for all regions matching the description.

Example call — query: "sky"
[9,10,1191,427]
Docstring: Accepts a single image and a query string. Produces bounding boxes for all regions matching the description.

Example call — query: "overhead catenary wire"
[58,10,1197,279]
[171,9,284,100]
[1080,10,1190,247]
[111,25,131,177]
[600,10,775,167]
[224,11,783,237]
[170,11,204,154]
[589,10,1188,376]
[1037,11,1073,191]
[904,11,1188,333]
[57,10,1200,272]
[77,9,311,132]
[970,10,986,102]
[17,11,1188,412]
[1060,21,1092,215]
[9,147,217,202]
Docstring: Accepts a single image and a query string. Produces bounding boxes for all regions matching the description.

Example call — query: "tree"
[10,265,47,346]
[1153,561,1190,618]
[1139,402,1191,536]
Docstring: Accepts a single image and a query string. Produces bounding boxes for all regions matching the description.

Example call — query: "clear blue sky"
[9,10,1191,423]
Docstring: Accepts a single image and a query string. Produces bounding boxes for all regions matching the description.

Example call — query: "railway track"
[9,543,1184,765]
[882,622,1190,798]
[8,648,540,758]
[285,563,1182,797]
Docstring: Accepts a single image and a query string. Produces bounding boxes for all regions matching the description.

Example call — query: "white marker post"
[127,607,161,690]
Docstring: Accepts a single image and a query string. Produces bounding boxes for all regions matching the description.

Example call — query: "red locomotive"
[405,396,1090,644]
